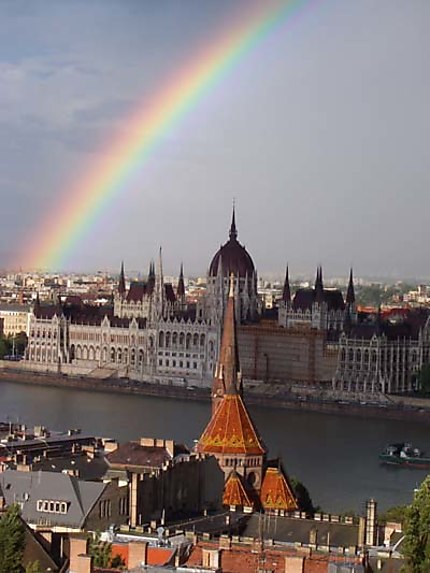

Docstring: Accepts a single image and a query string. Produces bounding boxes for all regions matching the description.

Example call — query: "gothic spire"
[346,267,355,305]
[118,261,126,297]
[315,265,324,304]
[212,274,242,410]
[177,262,185,298]
[282,265,291,304]
[229,204,238,240]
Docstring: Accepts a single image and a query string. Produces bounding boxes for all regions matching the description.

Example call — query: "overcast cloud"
[1,0,429,279]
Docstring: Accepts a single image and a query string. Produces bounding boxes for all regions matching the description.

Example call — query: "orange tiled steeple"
[197,393,265,455]
[223,471,253,509]
[260,467,298,512]
[212,273,242,413]
[198,274,265,457]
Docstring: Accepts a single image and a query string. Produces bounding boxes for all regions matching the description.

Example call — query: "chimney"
[284,555,305,573]
[365,499,377,546]
[69,536,92,573]
[128,541,148,568]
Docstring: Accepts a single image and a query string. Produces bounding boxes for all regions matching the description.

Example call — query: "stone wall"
[238,321,338,385]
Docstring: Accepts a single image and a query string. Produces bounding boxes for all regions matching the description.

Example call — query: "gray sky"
[1,0,429,279]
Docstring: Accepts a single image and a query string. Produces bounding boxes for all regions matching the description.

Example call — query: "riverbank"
[1,367,430,424]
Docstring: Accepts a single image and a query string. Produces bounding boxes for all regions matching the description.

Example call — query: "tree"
[0,504,26,573]
[0,337,11,359]
[378,505,408,525]
[25,561,42,573]
[417,363,430,395]
[402,475,430,572]
[290,477,318,516]
[88,531,112,568]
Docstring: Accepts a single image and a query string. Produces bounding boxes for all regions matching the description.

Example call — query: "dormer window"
[36,499,69,514]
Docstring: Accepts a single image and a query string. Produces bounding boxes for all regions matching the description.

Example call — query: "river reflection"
[0,379,429,513]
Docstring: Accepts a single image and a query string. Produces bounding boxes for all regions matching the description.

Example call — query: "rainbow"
[22,0,313,271]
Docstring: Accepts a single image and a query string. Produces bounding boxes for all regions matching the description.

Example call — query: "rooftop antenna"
[157,526,165,546]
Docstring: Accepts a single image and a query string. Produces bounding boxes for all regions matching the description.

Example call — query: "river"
[0,378,429,514]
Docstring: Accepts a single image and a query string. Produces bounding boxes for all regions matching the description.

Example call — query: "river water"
[0,379,429,514]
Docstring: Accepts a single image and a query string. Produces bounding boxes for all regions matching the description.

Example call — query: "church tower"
[197,275,266,490]
[197,274,298,512]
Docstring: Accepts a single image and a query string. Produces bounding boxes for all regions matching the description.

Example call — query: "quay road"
[0,371,429,514]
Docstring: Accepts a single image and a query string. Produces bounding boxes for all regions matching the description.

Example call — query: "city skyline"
[1,1,429,277]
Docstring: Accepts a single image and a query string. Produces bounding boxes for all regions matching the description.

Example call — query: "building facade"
[23,210,430,397]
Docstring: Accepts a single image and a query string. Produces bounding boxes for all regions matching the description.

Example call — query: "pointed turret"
[212,274,242,411]
[223,470,254,509]
[118,261,126,297]
[260,466,298,512]
[229,204,238,240]
[314,266,324,304]
[34,292,41,317]
[346,268,355,305]
[282,265,291,304]
[177,263,185,298]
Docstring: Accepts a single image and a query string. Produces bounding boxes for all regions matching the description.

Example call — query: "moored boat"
[380,442,430,468]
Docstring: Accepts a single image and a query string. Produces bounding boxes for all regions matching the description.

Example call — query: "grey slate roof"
[0,469,106,529]
[240,514,359,548]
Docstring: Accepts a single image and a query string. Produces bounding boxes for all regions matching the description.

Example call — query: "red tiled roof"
[147,546,175,566]
[197,394,265,455]
[223,471,253,508]
[260,467,298,512]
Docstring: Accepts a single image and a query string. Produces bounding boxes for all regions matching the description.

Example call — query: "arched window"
[172,332,178,346]
[165,332,171,348]
[186,333,191,349]
[200,334,205,347]
[193,333,199,347]
[110,347,116,362]
[179,332,185,347]
[159,331,164,347]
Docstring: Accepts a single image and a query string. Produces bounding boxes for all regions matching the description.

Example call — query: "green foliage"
[290,477,318,516]
[402,475,430,572]
[417,364,430,395]
[88,531,112,568]
[110,554,126,568]
[0,504,26,573]
[378,505,408,525]
[12,332,28,356]
[25,560,42,573]
[0,337,11,359]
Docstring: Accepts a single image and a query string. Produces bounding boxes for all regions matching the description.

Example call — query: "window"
[36,499,69,514]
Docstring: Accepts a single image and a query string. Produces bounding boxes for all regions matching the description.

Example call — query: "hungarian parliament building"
[25,210,430,396]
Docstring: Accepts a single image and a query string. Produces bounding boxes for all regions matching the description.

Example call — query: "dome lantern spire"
[229,203,238,240]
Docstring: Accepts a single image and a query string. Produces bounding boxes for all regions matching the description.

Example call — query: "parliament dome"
[209,210,255,278]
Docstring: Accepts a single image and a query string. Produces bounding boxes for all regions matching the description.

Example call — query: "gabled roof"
[223,471,253,508]
[0,469,106,529]
[126,282,149,302]
[260,467,298,512]
[292,288,345,312]
[106,441,188,471]
[197,394,265,455]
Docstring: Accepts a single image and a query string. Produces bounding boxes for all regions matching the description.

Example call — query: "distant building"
[333,310,430,394]
[0,303,32,337]
[22,208,430,397]
[278,266,356,333]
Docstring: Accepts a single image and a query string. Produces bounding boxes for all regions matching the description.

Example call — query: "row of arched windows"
[158,331,205,349]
